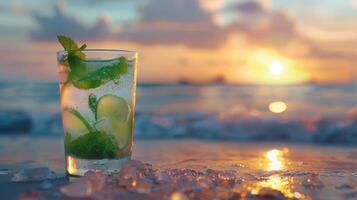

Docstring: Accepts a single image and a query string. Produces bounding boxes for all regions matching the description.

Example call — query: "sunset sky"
[0,0,357,84]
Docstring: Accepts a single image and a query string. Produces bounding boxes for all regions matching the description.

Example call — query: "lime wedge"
[62,108,93,140]
[96,95,132,149]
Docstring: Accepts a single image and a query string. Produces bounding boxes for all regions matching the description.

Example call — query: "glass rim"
[56,49,137,55]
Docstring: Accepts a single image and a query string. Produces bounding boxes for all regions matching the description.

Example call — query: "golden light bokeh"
[66,156,78,175]
[269,101,287,114]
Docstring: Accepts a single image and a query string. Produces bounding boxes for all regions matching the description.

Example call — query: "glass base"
[66,155,131,176]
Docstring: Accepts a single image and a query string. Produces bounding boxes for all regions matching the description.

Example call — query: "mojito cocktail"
[56,36,137,176]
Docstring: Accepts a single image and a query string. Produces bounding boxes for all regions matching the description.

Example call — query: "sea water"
[0,83,356,145]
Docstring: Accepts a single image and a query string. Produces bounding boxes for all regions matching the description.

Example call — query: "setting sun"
[242,49,310,85]
[270,61,284,76]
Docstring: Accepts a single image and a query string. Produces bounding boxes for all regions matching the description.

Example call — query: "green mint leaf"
[64,132,72,153]
[72,57,129,90]
[57,34,131,90]
[79,44,87,51]
[57,35,88,86]
[67,131,118,159]
[57,35,79,51]
[113,57,129,79]
[88,94,98,118]
[68,51,87,77]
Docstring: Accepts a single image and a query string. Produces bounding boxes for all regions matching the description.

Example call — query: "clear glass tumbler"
[57,49,137,176]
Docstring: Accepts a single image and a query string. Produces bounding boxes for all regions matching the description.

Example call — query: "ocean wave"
[1,109,356,145]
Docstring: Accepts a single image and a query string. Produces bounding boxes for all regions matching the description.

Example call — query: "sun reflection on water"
[247,148,306,199]
[251,175,304,199]
[266,149,286,171]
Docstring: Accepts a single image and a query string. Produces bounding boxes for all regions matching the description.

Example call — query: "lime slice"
[114,113,133,155]
[96,95,131,122]
[62,108,93,139]
[96,95,132,149]
[72,78,103,90]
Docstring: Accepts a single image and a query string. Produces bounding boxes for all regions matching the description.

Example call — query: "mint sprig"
[58,35,79,51]
[67,131,118,159]
[57,35,131,90]
[57,35,86,58]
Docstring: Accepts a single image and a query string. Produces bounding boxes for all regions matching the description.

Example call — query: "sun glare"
[269,101,287,113]
[270,61,284,76]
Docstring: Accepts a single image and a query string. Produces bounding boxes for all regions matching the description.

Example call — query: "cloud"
[117,0,228,48]
[0,2,34,15]
[139,0,210,23]
[352,0,357,8]
[28,0,357,60]
[117,0,298,49]
[224,1,354,60]
[30,5,113,41]
[226,0,268,14]
[27,0,298,49]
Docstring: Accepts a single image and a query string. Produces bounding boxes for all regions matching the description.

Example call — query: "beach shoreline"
[0,136,356,199]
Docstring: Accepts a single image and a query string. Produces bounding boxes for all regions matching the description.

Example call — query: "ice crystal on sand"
[57,160,297,199]
[60,170,105,197]
[12,166,56,182]
[301,174,324,189]
[21,160,324,200]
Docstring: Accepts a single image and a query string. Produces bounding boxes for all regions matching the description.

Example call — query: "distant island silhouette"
[178,75,226,85]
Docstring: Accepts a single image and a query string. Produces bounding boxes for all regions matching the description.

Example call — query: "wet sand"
[0,136,356,199]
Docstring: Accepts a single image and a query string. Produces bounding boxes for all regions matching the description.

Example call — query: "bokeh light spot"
[269,101,287,113]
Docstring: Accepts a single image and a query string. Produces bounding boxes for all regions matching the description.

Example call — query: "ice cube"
[196,176,213,189]
[155,170,171,183]
[218,170,237,180]
[119,160,154,179]
[302,174,324,189]
[205,169,220,182]
[60,170,106,197]
[94,117,114,135]
[12,166,56,182]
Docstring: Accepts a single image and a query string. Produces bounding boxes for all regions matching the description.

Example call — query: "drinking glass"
[57,49,137,176]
